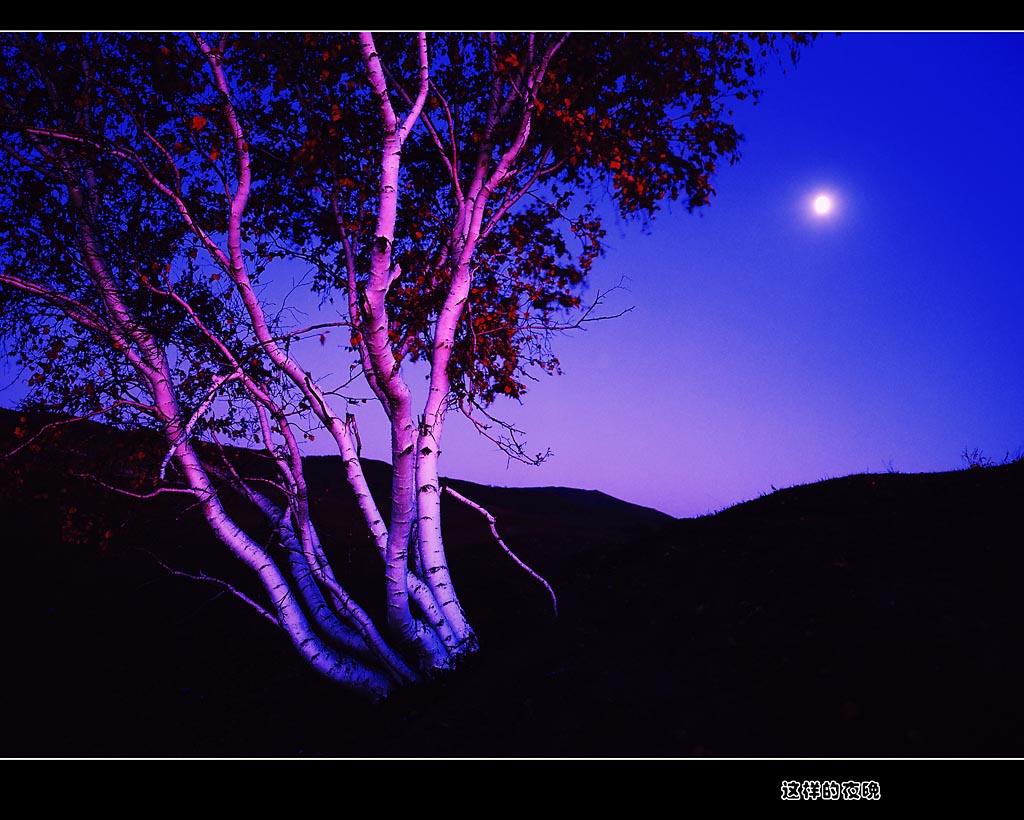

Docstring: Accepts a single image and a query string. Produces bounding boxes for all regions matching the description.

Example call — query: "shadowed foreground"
[2,408,1023,758]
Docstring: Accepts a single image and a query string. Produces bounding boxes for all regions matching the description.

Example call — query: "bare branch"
[443,484,557,616]
[459,397,552,467]
[159,370,241,480]
[149,555,281,627]
[1,400,157,460]
[70,472,200,500]
[0,270,112,338]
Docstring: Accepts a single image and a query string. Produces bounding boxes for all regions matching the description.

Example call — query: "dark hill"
[1,407,1023,760]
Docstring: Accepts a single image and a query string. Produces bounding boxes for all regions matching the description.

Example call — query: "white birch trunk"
[68,156,398,698]
[416,401,475,652]
[326,416,456,653]
[353,32,460,670]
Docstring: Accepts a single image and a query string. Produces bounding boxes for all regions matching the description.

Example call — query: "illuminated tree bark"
[0,31,808,698]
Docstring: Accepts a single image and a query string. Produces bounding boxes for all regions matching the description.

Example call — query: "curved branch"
[149,555,281,627]
[443,484,557,616]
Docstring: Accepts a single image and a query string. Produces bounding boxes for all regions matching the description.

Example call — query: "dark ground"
[2,408,1024,777]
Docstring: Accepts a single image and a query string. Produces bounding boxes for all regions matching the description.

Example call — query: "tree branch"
[1,400,156,460]
[443,484,557,616]
[149,555,281,627]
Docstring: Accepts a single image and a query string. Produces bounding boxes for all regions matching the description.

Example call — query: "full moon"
[813,194,833,215]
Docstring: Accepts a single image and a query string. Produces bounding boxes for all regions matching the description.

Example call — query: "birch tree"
[0,32,808,699]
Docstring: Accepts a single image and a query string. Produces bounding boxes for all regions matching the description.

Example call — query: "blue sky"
[4,32,1022,519]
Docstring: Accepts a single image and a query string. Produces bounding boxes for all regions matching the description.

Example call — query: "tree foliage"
[0,32,810,699]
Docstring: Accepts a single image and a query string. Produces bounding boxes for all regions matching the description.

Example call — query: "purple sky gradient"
[413,32,1024,517]
[4,32,1023,519]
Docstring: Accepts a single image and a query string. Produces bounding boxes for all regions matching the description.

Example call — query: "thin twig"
[71,472,200,500]
[149,555,280,627]
[1,400,156,460]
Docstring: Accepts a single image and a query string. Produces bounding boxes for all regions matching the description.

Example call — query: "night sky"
[4,32,1023,519]
[417,31,1024,517]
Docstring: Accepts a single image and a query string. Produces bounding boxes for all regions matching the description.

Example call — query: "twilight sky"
[4,32,1023,519]
[408,31,1024,517]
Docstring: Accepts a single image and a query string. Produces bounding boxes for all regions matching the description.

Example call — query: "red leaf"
[190,115,208,131]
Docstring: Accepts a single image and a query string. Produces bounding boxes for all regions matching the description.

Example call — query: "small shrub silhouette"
[961,447,995,470]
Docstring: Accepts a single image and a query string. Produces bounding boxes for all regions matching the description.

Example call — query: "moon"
[813,194,833,215]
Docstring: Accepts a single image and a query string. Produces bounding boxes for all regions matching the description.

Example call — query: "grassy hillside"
[1,407,1023,759]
